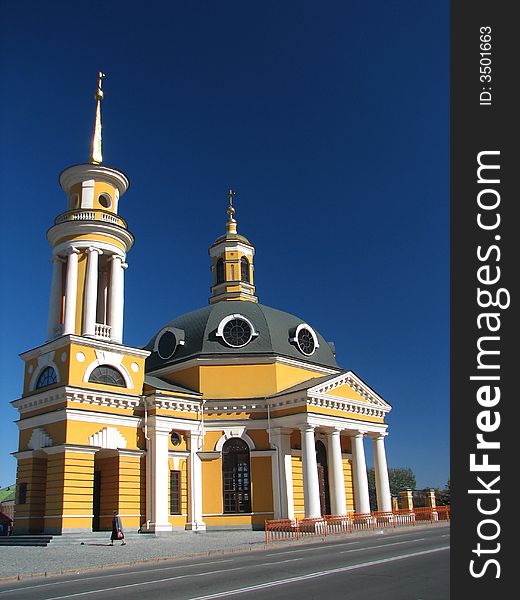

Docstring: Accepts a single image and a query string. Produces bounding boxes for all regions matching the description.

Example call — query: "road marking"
[185,547,450,600]
[339,538,426,553]
[265,540,360,556]
[35,545,449,600]
[0,559,235,595]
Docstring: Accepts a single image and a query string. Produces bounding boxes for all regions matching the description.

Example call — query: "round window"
[222,318,253,348]
[157,330,177,359]
[98,193,112,209]
[170,432,182,446]
[297,327,316,355]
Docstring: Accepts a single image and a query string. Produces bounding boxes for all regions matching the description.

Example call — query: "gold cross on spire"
[227,189,236,218]
[90,72,106,164]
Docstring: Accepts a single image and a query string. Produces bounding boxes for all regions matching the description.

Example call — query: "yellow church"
[12,75,393,534]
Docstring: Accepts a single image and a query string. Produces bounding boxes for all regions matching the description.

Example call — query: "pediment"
[307,371,391,410]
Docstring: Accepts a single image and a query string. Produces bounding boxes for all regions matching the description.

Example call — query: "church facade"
[12,76,393,534]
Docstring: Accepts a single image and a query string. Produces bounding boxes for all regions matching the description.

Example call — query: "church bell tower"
[12,74,149,535]
[47,72,133,343]
[209,190,257,304]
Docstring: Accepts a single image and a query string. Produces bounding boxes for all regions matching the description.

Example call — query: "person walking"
[109,510,126,546]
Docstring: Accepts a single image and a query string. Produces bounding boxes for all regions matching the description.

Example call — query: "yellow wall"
[251,456,273,515]
[13,456,48,534]
[342,458,354,511]
[327,385,367,402]
[202,459,222,514]
[291,455,304,517]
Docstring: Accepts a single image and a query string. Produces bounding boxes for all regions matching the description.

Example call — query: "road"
[0,526,449,600]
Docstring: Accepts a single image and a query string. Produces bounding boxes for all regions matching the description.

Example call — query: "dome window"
[290,323,320,356]
[154,327,185,360]
[98,193,112,209]
[158,331,177,359]
[217,314,258,348]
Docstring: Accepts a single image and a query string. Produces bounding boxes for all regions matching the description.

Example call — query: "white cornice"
[47,221,134,251]
[59,164,130,195]
[20,336,149,362]
[209,241,255,258]
[307,371,391,411]
[12,386,144,416]
[148,354,340,378]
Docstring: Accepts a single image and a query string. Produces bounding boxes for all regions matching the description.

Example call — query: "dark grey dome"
[145,301,339,372]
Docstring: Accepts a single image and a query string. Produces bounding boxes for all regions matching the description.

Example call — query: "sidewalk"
[0,522,450,581]
[0,530,267,580]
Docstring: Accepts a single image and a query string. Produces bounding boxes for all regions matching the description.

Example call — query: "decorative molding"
[308,371,391,410]
[89,426,128,449]
[28,427,53,450]
[214,428,255,451]
[146,395,202,413]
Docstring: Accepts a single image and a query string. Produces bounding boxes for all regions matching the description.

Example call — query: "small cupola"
[208,190,257,304]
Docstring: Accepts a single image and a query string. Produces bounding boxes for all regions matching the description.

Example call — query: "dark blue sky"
[0,0,449,488]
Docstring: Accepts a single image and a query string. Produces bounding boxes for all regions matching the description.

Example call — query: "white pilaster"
[301,425,321,518]
[372,433,392,512]
[186,431,206,531]
[351,431,371,514]
[270,428,294,519]
[62,247,79,335]
[47,254,64,340]
[82,247,102,336]
[327,429,347,516]
[144,422,172,532]
[108,254,126,343]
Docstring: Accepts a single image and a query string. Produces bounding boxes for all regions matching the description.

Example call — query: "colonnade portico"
[47,245,128,343]
[272,423,392,519]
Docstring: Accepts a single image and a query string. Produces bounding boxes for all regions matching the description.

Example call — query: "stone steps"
[0,535,53,547]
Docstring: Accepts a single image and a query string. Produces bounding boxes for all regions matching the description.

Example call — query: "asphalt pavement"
[0,524,449,599]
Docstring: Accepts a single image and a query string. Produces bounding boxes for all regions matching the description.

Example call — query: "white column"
[144,422,172,532]
[270,428,294,519]
[62,247,79,335]
[301,425,321,518]
[82,247,102,336]
[186,431,206,531]
[327,429,347,516]
[372,433,392,512]
[47,255,64,339]
[351,431,371,514]
[108,254,126,343]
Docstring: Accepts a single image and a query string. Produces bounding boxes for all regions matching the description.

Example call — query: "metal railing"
[265,506,449,544]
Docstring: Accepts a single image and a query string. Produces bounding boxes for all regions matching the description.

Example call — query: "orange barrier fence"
[265,506,450,543]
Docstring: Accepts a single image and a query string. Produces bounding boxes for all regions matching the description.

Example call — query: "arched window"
[216,258,225,285]
[240,257,250,283]
[88,365,125,387]
[222,438,251,513]
[36,366,57,389]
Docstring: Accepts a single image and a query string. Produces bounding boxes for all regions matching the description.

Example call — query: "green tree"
[367,467,417,511]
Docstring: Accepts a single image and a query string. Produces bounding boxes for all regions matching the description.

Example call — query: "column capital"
[300,424,316,433]
[369,431,389,441]
[108,253,125,263]
[66,246,80,256]
[328,427,343,436]
[51,254,66,264]
[351,430,367,439]
[85,246,103,255]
